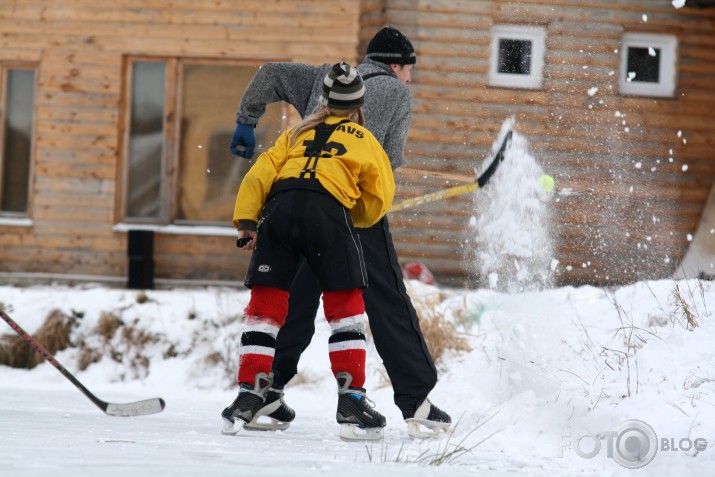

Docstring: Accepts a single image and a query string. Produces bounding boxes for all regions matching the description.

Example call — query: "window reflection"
[177,63,282,223]
[498,39,532,75]
[2,69,35,213]
[126,61,165,219]
[627,47,660,83]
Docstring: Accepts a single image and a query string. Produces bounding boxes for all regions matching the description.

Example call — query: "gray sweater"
[236,59,412,170]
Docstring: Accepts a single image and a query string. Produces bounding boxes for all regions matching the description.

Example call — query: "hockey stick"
[390,130,512,212]
[395,167,473,183]
[0,309,166,417]
[243,151,479,184]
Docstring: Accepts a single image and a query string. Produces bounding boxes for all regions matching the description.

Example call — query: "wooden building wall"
[0,0,366,286]
[383,0,715,286]
[1,0,714,288]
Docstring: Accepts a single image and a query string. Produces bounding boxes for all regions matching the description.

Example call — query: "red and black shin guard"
[323,289,367,388]
[237,286,289,387]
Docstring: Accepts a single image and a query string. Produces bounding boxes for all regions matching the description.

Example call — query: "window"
[0,64,36,216]
[122,58,285,226]
[619,33,677,98]
[489,25,546,89]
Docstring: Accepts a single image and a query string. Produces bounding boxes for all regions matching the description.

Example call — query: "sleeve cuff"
[235,115,257,127]
[237,219,258,231]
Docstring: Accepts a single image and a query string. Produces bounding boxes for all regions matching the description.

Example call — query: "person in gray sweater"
[229,26,451,438]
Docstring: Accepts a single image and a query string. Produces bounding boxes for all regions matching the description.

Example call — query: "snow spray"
[470,118,556,292]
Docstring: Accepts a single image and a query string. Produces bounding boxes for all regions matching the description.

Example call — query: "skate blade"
[405,418,450,439]
[221,417,246,435]
[339,424,384,442]
[244,416,290,432]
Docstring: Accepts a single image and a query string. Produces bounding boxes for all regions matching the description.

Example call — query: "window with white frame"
[619,33,677,98]
[489,25,546,89]
[0,64,36,216]
[122,58,285,226]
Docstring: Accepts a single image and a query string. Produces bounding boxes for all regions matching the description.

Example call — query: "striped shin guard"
[323,289,367,388]
[237,286,288,386]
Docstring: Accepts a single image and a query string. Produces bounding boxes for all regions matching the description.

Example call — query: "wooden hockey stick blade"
[1,309,166,417]
[390,129,513,212]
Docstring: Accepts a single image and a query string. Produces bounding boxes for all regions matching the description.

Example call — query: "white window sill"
[0,217,33,227]
[619,33,677,98]
[489,25,546,90]
[113,223,235,237]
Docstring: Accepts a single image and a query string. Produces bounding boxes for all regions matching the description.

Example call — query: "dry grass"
[645,279,709,332]
[365,412,501,466]
[671,281,707,331]
[0,309,75,369]
[73,311,162,378]
[602,279,711,398]
[77,311,124,370]
[368,286,472,389]
[410,292,472,370]
[97,311,123,340]
[112,319,161,377]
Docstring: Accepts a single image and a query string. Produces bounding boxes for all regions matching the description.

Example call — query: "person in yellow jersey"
[222,62,394,442]
[230,27,452,440]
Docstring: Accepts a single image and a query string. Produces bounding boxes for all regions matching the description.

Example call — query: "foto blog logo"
[562,419,707,469]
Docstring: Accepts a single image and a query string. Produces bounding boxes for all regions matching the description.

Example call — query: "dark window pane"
[176,64,282,223]
[627,47,660,83]
[498,39,532,75]
[127,61,165,219]
[2,69,35,213]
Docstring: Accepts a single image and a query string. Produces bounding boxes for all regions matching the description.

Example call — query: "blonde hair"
[291,104,364,143]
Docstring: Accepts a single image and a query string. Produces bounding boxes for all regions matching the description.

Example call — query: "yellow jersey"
[233,115,395,229]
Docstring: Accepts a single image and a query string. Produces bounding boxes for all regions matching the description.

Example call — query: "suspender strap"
[299,73,388,178]
[361,72,391,81]
[300,119,351,179]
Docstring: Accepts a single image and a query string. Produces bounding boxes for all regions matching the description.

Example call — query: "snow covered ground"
[2,114,711,475]
[1,278,713,477]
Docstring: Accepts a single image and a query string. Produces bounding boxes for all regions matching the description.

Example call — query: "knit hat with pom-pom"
[319,62,365,109]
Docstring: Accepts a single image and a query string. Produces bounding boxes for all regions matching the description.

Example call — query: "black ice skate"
[244,387,295,431]
[221,372,272,435]
[335,372,386,441]
[405,398,452,438]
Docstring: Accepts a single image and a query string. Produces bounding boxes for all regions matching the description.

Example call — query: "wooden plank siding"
[384,0,715,286]
[0,0,363,284]
[0,0,713,288]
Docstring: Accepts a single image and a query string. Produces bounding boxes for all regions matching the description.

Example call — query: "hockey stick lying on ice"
[390,130,512,212]
[0,309,166,417]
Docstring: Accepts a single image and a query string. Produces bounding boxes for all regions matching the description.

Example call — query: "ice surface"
[1,279,713,476]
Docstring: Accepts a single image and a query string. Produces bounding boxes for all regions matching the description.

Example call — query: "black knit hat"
[319,62,365,109]
[366,26,416,65]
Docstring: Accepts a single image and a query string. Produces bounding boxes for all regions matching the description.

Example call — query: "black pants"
[244,187,367,292]
[271,216,438,418]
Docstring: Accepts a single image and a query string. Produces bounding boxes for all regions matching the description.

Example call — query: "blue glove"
[230,123,256,159]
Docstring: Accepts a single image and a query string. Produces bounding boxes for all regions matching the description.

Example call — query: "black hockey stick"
[0,309,166,417]
[390,130,513,212]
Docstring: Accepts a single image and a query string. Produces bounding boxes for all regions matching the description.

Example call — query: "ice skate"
[335,372,385,441]
[244,387,295,431]
[405,398,451,439]
[221,372,272,435]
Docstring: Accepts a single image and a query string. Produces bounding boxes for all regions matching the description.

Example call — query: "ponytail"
[291,104,364,143]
